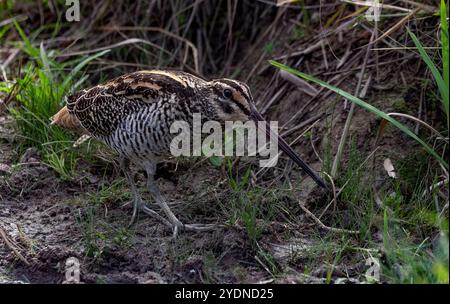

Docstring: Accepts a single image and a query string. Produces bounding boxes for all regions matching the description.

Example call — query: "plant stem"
[331,23,377,178]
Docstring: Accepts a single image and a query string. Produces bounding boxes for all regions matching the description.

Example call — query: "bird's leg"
[144,162,217,237]
[144,162,184,237]
[119,158,139,225]
[120,158,171,228]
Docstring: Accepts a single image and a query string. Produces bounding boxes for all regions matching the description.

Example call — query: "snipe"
[52,70,326,237]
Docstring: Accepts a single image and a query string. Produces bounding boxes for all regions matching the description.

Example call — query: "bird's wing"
[65,70,200,137]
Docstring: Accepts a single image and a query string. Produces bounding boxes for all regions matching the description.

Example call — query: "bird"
[51,70,326,237]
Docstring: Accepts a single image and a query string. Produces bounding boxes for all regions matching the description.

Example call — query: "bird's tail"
[50,106,82,131]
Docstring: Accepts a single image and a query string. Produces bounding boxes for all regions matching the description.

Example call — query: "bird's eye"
[223,89,232,99]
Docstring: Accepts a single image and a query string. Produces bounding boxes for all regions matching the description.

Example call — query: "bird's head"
[207,78,253,121]
[206,78,328,189]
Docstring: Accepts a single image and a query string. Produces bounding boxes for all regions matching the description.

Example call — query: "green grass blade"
[269,60,448,169]
[0,24,11,41]
[13,20,39,58]
[407,28,449,130]
[61,50,110,92]
[441,0,449,86]
[39,42,53,81]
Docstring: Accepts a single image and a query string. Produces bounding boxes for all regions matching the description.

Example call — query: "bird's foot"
[170,222,217,239]
[128,199,218,238]
[128,198,141,227]
[184,223,218,232]
[169,218,184,239]
[128,199,173,228]
[141,205,173,228]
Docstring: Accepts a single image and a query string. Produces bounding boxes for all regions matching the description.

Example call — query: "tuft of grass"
[225,162,261,242]
[77,207,106,259]
[87,178,131,207]
[112,226,133,248]
[5,22,109,179]
[9,66,79,179]
[224,160,280,244]
[382,213,449,284]
[334,140,374,237]
[77,205,134,259]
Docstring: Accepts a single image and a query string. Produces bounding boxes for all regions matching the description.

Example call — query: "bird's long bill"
[249,106,327,189]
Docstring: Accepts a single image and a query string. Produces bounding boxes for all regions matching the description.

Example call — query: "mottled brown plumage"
[52,70,325,237]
